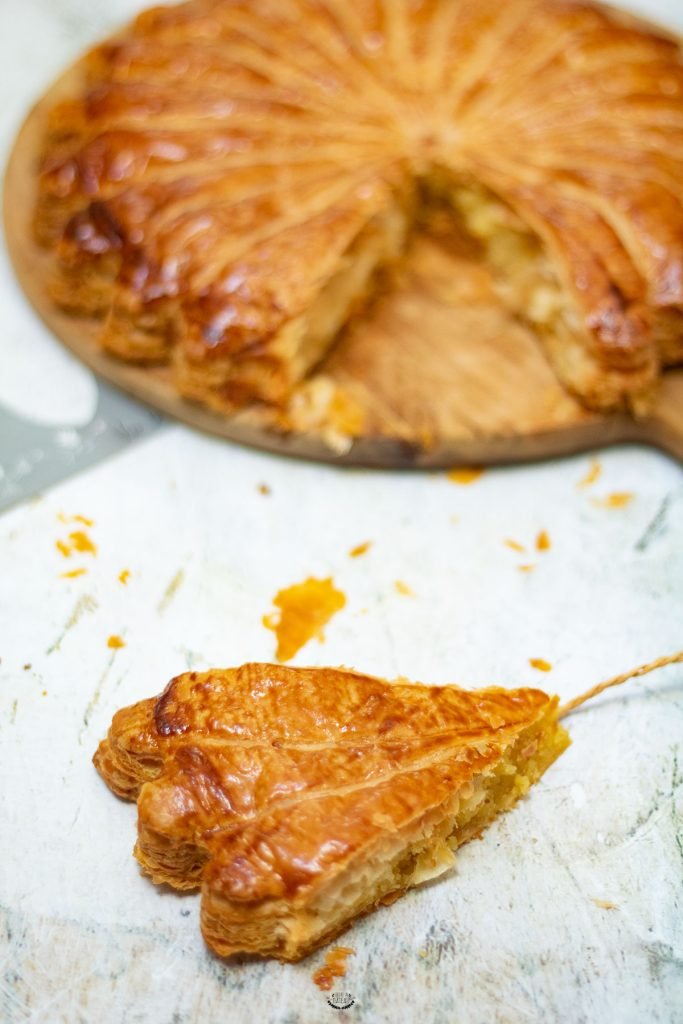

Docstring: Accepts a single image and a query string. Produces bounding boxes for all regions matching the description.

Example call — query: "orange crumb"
[447,467,485,486]
[60,568,87,579]
[518,564,535,573]
[263,578,346,662]
[349,541,371,558]
[69,531,97,555]
[118,570,131,585]
[592,899,618,911]
[56,530,97,558]
[394,580,414,597]
[313,947,355,992]
[258,483,271,496]
[536,530,551,551]
[529,658,552,672]
[577,459,602,489]
[58,513,94,527]
[107,635,125,649]
[591,493,634,509]
[504,539,526,553]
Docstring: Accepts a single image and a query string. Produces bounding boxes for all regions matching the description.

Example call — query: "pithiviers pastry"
[35,0,683,417]
[94,662,570,960]
[94,654,683,961]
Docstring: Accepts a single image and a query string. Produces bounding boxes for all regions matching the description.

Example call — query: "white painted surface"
[1,2,682,1023]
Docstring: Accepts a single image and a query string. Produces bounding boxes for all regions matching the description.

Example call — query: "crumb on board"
[58,513,94,527]
[394,580,414,597]
[313,947,355,991]
[592,899,618,911]
[118,569,131,585]
[518,564,535,573]
[258,483,271,496]
[577,459,602,489]
[61,568,87,579]
[69,531,97,555]
[56,530,97,558]
[591,492,634,509]
[504,539,526,553]
[529,658,552,672]
[536,530,551,551]
[447,467,485,486]
[107,635,125,649]
[263,577,346,662]
[349,541,371,558]
[23,664,31,671]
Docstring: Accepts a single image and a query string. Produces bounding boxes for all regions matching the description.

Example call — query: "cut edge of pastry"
[43,160,666,417]
[425,175,659,413]
[172,198,412,413]
[197,701,569,961]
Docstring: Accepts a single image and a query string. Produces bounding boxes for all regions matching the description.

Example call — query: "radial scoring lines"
[36,0,683,417]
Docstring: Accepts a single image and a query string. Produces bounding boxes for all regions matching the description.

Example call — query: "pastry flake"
[94,663,569,961]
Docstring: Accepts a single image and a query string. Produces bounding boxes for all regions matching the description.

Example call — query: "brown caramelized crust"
[35,0,683,415]
[94,663,569,960]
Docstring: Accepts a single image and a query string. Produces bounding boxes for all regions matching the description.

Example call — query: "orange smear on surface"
[61,568,87,579]
[504,539,526,553]
[577,459,602,489]
[263,577,346,662]
[536,530,551,551]
[349,541,371,558]
[529,658,552,672]
[447,467,484,486]
[56,540,71,557]
[313,947,355,992]
[394,580,414,597]
[518,564,535,573]
[118,570,131,585]
[107,635,125,649]
[592,493,634,509]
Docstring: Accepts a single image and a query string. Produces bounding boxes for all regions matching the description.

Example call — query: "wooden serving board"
[5,66,683,468]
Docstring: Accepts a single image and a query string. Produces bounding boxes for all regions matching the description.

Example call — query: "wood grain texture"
[4,62,683,468]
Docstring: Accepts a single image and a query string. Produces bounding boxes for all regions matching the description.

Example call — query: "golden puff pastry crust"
[94,663,570,960]
[36,0,683,416]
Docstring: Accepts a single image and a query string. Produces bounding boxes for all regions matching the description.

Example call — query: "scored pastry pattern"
[36,0,683,418]
[94,663,569,960]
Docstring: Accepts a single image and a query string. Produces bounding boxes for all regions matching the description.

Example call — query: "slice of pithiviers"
[93,663,569,961]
